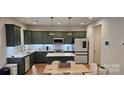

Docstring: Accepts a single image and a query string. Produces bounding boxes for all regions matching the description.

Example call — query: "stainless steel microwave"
[53,38,64,43]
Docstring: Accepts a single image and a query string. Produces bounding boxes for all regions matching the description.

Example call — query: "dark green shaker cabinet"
[5,24,21,46]
[73,31,86,38]
[24,30,31,44]
[31,31,42,44]
[23,31,87,44]
[63,32,73,44]
[34,52,47,63]
[7,58,25,75]
[53,32,64,38]
[42,31,53,44]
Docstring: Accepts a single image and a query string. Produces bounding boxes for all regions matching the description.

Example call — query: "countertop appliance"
[74,38,88,63]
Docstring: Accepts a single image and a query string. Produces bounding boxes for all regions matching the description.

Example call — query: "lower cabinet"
[7,58,25,75]
[34,52,47,63]
[7,54,33,75]
[7,52,75,74]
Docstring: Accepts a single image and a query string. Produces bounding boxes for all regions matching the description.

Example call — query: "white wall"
[0,17,27,68]
[87,17,124,74]
[27,25,86,31]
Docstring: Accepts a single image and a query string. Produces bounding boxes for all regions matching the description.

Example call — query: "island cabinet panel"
[46,57,74,64]
[34,52,48,63]
[24,30,31,44]
[5,24,21,46]
[31,31,42,44]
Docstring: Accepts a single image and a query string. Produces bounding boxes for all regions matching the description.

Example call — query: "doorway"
[94,25,102,65]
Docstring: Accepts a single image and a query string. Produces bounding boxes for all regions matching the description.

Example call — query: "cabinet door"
[5,24,21,46]
[31,31,42,44]
[5,24,15,46]
[18,60,25,75]
[15,26,21,46]
[7,58,25,75]
[34,52,47,63]
[64,32,73,44]
[24,30,31,44]
[42,31,53,44]
[14,26,18,46]
[53,32,64,38]
[73,31,86,38]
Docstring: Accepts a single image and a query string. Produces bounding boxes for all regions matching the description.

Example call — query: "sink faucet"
[20,45,25,52]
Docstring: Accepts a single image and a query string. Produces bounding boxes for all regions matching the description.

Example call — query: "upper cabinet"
[24,30,31,44]
[52,32,64,38]
[5,24,21,46]
[42,31,53,44]
[73,31,86,38]
[63,32,73,44]
[23,31,87,44]
[31,31,42,44]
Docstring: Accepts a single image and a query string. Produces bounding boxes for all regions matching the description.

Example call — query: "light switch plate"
[105,41,109,45]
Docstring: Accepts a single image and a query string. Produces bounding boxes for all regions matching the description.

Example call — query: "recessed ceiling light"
[80,22,84,25]
[89,17,93,19]
[33,20,38,24]
[57,22,61,25]
[33,21,37,24]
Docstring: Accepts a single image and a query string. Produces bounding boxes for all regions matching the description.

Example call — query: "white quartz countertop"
[46,53,75,57]
[7,50,35,58]
[7,51,75,58]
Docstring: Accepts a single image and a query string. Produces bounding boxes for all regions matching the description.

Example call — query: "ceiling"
[14,17,100,26]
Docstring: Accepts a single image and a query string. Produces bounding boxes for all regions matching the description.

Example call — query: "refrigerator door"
[74,38,88,51]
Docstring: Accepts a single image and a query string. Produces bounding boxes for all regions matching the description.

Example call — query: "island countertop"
[46,52,75,57]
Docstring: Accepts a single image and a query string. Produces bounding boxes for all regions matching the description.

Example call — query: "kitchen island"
[46,53,75,64]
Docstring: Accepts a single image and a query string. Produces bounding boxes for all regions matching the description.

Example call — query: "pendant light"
[50,17,54,35]
[67,17,72,35]
[68,17,71,31]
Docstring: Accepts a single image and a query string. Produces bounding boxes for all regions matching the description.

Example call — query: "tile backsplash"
[7,44,74,56]
[7,46,22,56]
[24,44,74,51]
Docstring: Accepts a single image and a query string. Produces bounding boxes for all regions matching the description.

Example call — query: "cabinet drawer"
[75,55,87,63]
